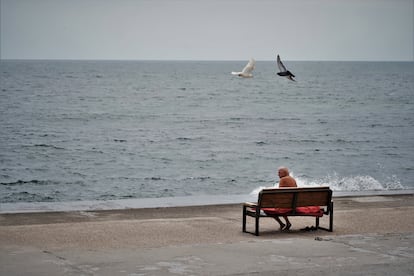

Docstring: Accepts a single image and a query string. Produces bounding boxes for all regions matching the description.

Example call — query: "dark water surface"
[1,60,413,203]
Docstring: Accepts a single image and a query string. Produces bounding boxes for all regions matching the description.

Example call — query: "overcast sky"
[1,0,413,61]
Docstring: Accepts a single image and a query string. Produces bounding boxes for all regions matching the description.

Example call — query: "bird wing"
[277,55,287,72]
[241,58,255,74]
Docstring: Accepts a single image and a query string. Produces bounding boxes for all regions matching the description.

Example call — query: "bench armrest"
[243,202,258,208]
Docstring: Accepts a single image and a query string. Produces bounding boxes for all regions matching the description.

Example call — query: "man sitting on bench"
[268,167,297,231]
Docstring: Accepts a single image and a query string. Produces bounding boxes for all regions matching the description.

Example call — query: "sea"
[1,60,413,209]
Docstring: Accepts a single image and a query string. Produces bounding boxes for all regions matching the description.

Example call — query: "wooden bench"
[242,187,333,236]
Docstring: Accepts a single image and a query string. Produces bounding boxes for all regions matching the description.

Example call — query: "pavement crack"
[42,250,95,275]
[314,234,414,260]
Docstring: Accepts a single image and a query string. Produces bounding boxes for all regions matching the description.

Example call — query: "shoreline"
[1,189,413,214]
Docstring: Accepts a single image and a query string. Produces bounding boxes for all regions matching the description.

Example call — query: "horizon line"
[1,58,413,62]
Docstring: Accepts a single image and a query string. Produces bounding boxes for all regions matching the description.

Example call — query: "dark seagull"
[276,55,296,81]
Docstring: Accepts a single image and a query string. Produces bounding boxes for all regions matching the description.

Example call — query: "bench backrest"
[258,187,332,209]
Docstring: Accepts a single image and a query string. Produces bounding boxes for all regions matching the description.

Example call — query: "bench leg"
[318,202,334,232]
[255,216,260,236]
[329,202,334,232]
[242,206,247,232]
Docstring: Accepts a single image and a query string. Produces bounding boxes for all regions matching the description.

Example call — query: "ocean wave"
[113,139,127,142]
[1,179,57,186]
[250,173,405,195]
[143,177,164,181]
[2,191,55,202]
[182,176,212,181]
[228,117,301,122]
[0,179,84,187]
[298,173,405,191]
[255,141,267,145]
[21,144,66,150]
[176,137,203,141]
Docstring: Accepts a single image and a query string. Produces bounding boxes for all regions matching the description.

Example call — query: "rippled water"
[1,60,413,203]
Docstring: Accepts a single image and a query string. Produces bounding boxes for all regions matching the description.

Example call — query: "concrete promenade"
[1,193,413,275]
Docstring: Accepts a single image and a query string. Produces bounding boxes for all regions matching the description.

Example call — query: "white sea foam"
[298,173,404,191]
[250,173,405,195]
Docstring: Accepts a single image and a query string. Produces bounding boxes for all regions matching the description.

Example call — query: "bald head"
[277,167,297,187]
[278,167,290,178]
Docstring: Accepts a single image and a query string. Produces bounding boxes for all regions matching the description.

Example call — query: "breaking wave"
[250,173,405,195]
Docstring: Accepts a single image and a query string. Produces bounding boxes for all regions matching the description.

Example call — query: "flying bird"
[276,55,295,81]
[231,58,256,78]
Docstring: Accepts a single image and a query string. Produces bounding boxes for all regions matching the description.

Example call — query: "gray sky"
[1,0,413,61]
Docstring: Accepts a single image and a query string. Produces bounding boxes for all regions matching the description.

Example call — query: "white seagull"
[231,58,256,78]
[276,55,295,81]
